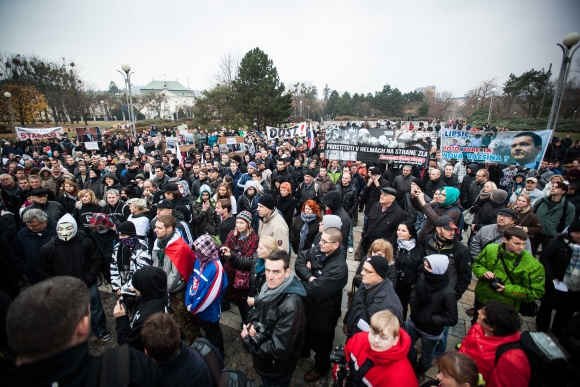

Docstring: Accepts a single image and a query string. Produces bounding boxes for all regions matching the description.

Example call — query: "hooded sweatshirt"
[115,266,169,351]
[344,329,417,387]
[322,191,350,248]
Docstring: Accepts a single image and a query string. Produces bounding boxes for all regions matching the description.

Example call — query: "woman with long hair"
[508,193,542,236]
[394,221,425,321]
[214,182,237,215]
[222,211,259,324]
[290,200,322,254]
[73,189,103,234]
[57,178,79,214]
[421,351,479,387]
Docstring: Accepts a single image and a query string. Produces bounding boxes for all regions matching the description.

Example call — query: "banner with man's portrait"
[75,127,102,143]
[441,129,553,167]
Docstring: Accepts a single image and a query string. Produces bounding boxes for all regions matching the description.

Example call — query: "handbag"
[462,206,475,225]
[347,280,357,309]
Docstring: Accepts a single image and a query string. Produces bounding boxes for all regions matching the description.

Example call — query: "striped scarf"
[565,242,580,292]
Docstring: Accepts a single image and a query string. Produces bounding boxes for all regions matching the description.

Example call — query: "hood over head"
[177,180,190,197]
[491,189,508,204]
[131,266,167,301]
[282,276,307,297]
[243,180,259,195]
[467,163,479,176]
[103,172,120,184]
[322,191,343,213]
[57,214,78,241]
[199,184,211,197]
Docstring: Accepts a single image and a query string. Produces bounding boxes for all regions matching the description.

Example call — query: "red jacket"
[459,323,530,387]
[343,330,417,387]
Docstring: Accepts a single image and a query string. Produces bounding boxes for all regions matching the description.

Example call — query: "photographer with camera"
[242,250,307,387]
[472,227,545,325]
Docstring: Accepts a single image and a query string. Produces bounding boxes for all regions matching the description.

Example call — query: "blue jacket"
[11,220,57,284]
[227,169,243,198]
[186,259,228,323]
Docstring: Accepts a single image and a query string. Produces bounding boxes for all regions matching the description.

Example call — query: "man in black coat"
[360,187,406,253]
[362,167,390,225]
[295,227,348,383]
[321,191,350,249]
[4,276,168,386]
[333,172,358,252]
[425,168,445,199]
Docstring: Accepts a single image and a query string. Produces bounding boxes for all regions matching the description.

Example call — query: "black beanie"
[365,255,390,279]
[412,178,425,191]
[91,168,100,177]
[117,221,137,236]
[569,219,580,234]
[258,194,276,211]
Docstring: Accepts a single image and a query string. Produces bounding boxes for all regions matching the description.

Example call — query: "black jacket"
[156,340,216,387]
[243,277,306,380]
[290,215,321,254]
[36,231,102,286]
[425,177,445,199]
[322,191,351,248]
[4,341,168,387]
[276,193,296,227]
[0,210,17,244]
[226,251,266,298]
[73,203,103,234]
[409,272,458,336]
[460,164,478,208]
[56,193,78,215]
[295,181,321,212]
[334,182,358,216]
[394,243,425,287]
[21,201,66,224]
[295,245,348,331]
[362,202,406,248]
[83,176,103,199]
[473,202,506,231]
[219,216,236,246]
[102,199,131,227]
[343,279,404,338]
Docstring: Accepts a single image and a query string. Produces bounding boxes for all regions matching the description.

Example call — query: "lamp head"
[121,63,131,72]
[4,92,11,98]
[563,32,580,49]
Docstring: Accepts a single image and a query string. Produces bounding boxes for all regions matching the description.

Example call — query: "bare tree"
[428,91,454,119]
[211,50,240,87]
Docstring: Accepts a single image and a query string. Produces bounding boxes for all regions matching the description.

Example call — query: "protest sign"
[266,122,307,140]
[15,127,64,141]
[325,127,431,166]
[441,129,553,167]
[75,127,102,142]
[85,142,100,150]
[218,136,245,157]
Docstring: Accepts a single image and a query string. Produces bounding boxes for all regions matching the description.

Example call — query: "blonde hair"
[370,310,400,339]
[259,236,278,252]
[77,189,97,204]
[367,239,394,265]
[127,198,148,211]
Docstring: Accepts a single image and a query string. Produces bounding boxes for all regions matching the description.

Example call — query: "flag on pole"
[308,122,315,149]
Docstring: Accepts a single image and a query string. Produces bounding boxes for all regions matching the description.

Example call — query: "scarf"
[157,229,176,251]
[416,267,450,305]
[440,187,460,207]
[397,238,416,251]
[120,237,138,249]
[193,234,219,273]
[255,270,295,304]
[255,258,265,275]
[565,242,580,292]
[64,192,77,201]
[512,204,531,214]
[299,213,318,252]
[478,190,492,201]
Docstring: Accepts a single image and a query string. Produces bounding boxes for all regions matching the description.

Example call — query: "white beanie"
[323,215,342,230]
[425,254,449,275]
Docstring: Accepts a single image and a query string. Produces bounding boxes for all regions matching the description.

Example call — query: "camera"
[249,322,270,348]
[330,345,349,387]
[488,277,505,291]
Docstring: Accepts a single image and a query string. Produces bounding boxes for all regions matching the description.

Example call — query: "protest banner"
[441,129,553,167]
[266,122,307,140]
[75,127,102,142]
[325,126,431,166]
[85,142,100,150]
[15,127,64,141]
[218,136,245,157]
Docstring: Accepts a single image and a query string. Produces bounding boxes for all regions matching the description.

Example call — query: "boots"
[414,362,430,383]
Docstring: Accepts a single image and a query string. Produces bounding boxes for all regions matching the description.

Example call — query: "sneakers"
[348,247,354,253]
[99,330,112,342]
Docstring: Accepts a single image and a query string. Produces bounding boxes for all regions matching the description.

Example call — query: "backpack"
[495,331,575,387]
[190,338,254,387]
[442,206,465,241]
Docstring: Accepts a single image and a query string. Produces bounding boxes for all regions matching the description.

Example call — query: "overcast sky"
[1,0,579,98]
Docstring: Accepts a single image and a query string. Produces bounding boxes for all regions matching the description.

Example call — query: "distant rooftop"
[141,80,196,97]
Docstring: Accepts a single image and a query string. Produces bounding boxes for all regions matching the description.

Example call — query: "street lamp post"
[117,64,136,137]
[300,100,303,117]
[476,97,481,111]
[4,92,15,125]
[487,88,496,124]
[547,32,580,131]
[100,100,107,122]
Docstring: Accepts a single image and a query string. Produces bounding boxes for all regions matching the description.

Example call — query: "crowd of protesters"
[0,120,579,387]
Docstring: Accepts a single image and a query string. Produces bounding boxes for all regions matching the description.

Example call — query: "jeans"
[261,370,295,387]
[406,321,440,368]
[89,283,107,335]
[348,218,354,248]
[433,325,451,359]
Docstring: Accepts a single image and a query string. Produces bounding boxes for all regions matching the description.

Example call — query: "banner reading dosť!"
[266,123,307,140]
[441,129,553,167]
[325,126,431,166]
[15,127,64,141]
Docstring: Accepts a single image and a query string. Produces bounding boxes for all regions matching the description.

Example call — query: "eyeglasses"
[319,239,334,245]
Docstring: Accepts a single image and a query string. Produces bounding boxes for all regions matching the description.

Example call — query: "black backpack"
[495,331,575,387]
[190,338,254,387]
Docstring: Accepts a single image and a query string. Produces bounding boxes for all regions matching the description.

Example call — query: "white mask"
[57,222,76,241]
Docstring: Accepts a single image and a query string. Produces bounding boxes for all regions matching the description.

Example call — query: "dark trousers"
[530,235,554,256]
[536,292,580,335]
[261,370,295,387]
[301,327,335,374]
[200,319,224,358]
[395,282,413,321]
[235,301,248,325]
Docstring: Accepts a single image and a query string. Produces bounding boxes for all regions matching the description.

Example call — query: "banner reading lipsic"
[266,123,307,140]
[441,129,553,167]
[15,127,64,141]
[325,127,431,166]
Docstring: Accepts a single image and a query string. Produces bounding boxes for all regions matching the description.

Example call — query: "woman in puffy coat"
[394,221,425,321]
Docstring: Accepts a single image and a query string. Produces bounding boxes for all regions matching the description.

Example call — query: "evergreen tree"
[108,81,122,94]
[323,84,330,100]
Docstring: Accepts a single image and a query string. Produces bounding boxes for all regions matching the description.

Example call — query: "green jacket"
[472,243,545,309]
[532,196,575,237]
[327,169,342,184]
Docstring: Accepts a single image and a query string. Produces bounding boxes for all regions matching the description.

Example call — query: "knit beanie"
[491,189,508,204]
[117,221,137,236]
[412,178,425,191]
[237,210,253,226]
[322,214,342,230]
[365,255,390,279]
[258,194,276,211]
[425,254,449,275]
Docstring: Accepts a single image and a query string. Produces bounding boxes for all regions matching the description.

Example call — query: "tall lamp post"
[100,100,108,122]
[487,88,496,124]
[547,32,580,131]
[117,64,136,137]
[4,92,15,125]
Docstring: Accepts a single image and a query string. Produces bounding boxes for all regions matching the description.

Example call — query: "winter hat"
[490,189,508,204]
[247,162,257,169]
[178,180,190,197]
[258,194,276,211]
[117,221,137,236]
[412,178,425,191]
[237,210,253,226]
[365,255,390,279]
[425,254,449,275]
[497,208,517,219]
[90,168,100,177]
[569,168,580,178]
[135,173,145,181]
[163,183,180,193]
[322,214,342,230]
[370,167,382,176]
[171,159,180,167]
[232,155,242,164]
[568,219,580,234]
[304,170,316,178]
